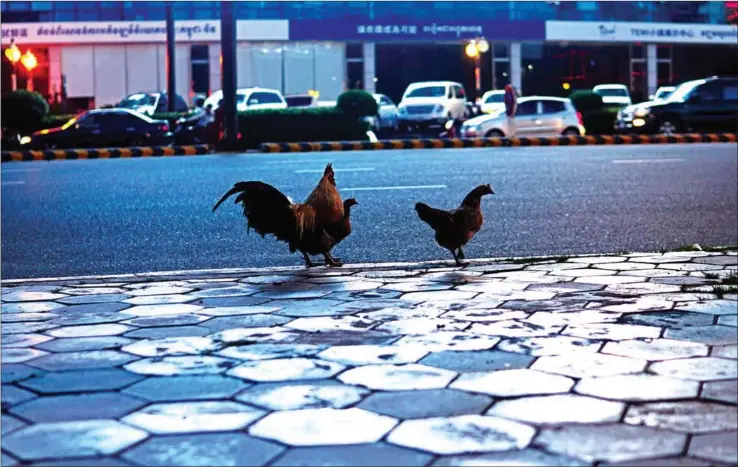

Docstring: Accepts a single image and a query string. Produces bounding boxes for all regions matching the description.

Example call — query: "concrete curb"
[260,132,738,153]
[4,250,732,285]
[1,144,213,163]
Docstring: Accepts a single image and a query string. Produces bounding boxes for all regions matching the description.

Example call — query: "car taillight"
[159,124,169,132]
[576,112,584,126]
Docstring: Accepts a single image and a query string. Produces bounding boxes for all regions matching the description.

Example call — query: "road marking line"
[295,168,376,173]
[611,158,685,164]
[2,168,41,173]
[2,181,26,186]
[342,184,446,191]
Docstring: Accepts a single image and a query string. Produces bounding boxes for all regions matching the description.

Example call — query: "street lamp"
[4,38,22,91]
[21,50,37,92]
[465,38,489,101]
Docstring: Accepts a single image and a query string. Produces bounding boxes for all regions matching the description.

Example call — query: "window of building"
[190,44,210,96]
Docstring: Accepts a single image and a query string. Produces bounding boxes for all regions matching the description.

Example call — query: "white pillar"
[362,42,376,93]
[510,42,522,94]
[647,43,657,99]
[48,46,62,99]
[209,43,222,95]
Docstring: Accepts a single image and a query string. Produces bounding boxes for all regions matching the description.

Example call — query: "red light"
[159,124,169,132]
[576,112,584,126]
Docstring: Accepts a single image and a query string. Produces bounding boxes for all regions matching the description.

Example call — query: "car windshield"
[595,88,627,97]
[406,86,446,98]
[484,93,504,103]
[667,80,705,102]
[119,93,157,108]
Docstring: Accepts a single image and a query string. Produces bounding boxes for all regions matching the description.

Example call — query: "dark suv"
[615,76,738,135]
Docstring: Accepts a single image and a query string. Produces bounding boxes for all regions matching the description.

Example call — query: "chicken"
[415,184,494,266]
[212,164,353,267]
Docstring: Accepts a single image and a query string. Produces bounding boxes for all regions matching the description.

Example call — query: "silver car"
[460,96,585,138]
[373,94,400,131]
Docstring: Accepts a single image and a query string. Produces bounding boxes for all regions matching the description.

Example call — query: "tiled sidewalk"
[1,252,737,466]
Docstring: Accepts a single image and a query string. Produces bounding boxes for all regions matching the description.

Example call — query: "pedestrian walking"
[504,84,517,137]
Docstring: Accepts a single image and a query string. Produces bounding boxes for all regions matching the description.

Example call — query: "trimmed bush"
[236,107,369,149]
[569,90,604,114]
[582,107,620,135]
[336,90,378,118]
[1,90,50,134]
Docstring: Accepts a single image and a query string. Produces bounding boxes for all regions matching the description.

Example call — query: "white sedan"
[373,94,400,131]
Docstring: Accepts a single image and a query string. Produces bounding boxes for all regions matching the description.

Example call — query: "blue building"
[2,2,736,108]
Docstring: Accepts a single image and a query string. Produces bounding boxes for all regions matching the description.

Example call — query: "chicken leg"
[302,251,318,268]
[457,248,466,260]
[323,252,344,267]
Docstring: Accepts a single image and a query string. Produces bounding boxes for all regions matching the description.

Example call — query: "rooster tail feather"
[415,202,454,232]
[213,182,251,212]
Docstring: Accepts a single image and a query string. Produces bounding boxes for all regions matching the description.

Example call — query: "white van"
[204,87,287,113]
[593,84,632,106]
[397,81,468,130]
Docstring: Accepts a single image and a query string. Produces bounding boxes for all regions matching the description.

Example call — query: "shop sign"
[546,20,738,44]
[1,20,289,45]
[289,19,545,41]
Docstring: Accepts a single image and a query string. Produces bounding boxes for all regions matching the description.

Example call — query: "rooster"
[415,184,494,266]
[213,164,354,267]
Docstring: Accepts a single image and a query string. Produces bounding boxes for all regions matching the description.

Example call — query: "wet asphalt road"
[2,143,737,279]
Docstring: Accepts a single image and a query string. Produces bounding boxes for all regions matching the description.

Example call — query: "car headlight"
[20,136,32,145]
[398,107,407,114]
[634,108,650,118]
[434,104,445,114]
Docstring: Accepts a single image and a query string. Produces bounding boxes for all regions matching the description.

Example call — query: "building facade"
[2,1,736,109]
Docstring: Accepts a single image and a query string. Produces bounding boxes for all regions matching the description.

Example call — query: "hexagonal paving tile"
[1,364,43,384]
[357,389,492,419]
[27,350,138,372]
[419,349,534,373]
[18,368,143,394]
[121,336,220,357]
[1,302,66,314]
[236,381,369,410]
[1,333,54,348]
[124,325,212,339]
[127,286,194,296]
[48,311,136,327]
[665,325,738,346]
[387,414,535,455]
[487,394,624,425]
[604,282,682,295]
[249,408,397,446]
[122,401,265,434]
[271,299,349,318]
[253,284,332,300]
[2,312,59,323]
[400,290,479,302]
[57,293,131,305]
[469,321,563,338]
[121,314,209,327]
[2,420,148,461]
[496,336,602,356]
[601,458,711,467]
[688,432,738,464]
[531,353,646,378]
[272,443,433,467]
[650,357,738,381]
[602,338,709,361]
[35,337,134,353]
[285,316,376,333]
[562,323,661,341]
[123,375,248,402]
[338,364,456,391]
[675,300,738,315]
[46,324,133,338]
[317,345,429,365]
[1,348,48,364]
[393,332,500,352]
[374,318,470,334]
[451,369,574,397]
[121,433,284,467]
[536,424,687,463]
[621,311,714,328]
[199,314,294,333]
[624,401,737,434]
[524,309,621,326]
[701,380,738,404]
[211,327,304,345]
[439,308,529,323]
[217,343,324,361]
[575,374,700,401]
[598,297,673,313]
[712,344,737,359]
[295,330,398,346]
[432,448,589,466]
[498,297,590,313]
[10,392,146,423]
[123,304,204,317]
[2,291,67,302]
[60,287,127,296]
[1,414,27,436]
[2,385,38,408]
[227,358,344,382]
[124,356,237,376]
[718,314,737,327]
[2,322,59,334]
[198,305,282,317]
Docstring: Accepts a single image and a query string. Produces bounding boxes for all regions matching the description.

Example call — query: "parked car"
[285,94,318,108]
[19,108,174,149]
[615,76,738,135]
[593,84,632,106]
[397,81,468,131]
[460,96,585,138]
[204,87,287,112]
[117,91,190,116]
[651,86,676,101]
[479,90,506,114]
[373,93,400,131]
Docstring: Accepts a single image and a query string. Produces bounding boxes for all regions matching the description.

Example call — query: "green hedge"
[336,90,378,118]
[582,107,620,135]
[2,90,50,134]
[235,107,369,149]
[569,90,603,114]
